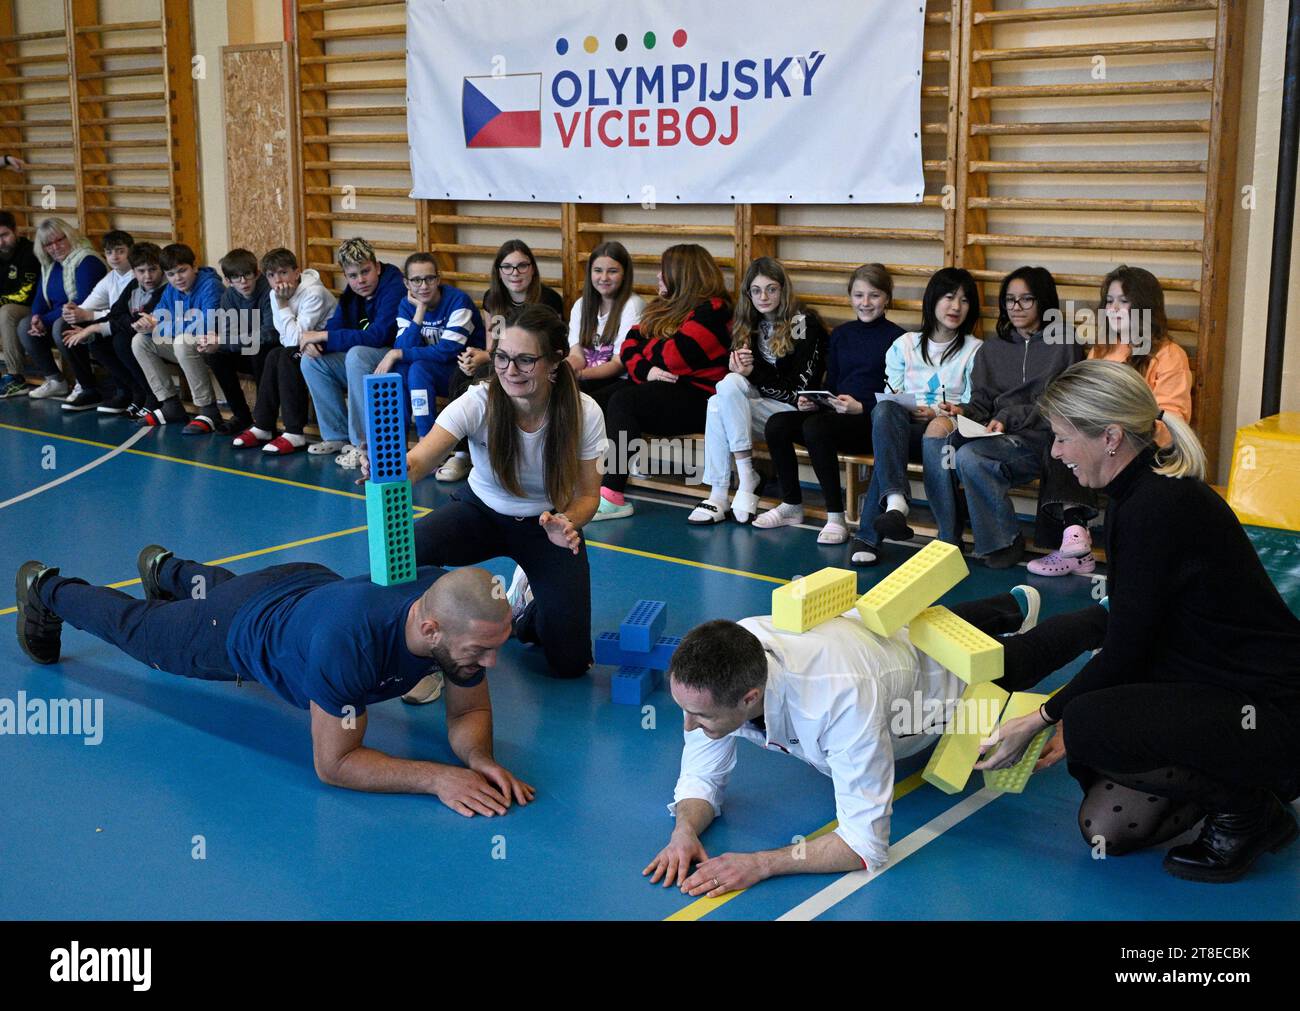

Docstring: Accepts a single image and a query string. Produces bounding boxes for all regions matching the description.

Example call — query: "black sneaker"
[136,544,175,602]
[61,388,102,412]
[16,561,62,665]
[982,534,1026,570]
[96,392,132,415]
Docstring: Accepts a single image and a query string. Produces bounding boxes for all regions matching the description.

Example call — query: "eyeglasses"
[492,350,542,373]
[1004,295,1037,309]
[748,285,780,298]
[42,235,68,249]
[499,262,532,275]
[226,272,255,283]
[406,275,439,287]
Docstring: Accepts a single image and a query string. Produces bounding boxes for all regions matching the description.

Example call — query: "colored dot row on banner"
[556,28,688,56]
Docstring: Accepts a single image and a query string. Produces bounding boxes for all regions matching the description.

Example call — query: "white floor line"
[776,789,1001,921]
[0,426,151,510]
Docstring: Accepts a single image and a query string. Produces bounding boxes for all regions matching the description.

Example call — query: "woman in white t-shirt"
[565,241,644,397]
[367,304,607,679]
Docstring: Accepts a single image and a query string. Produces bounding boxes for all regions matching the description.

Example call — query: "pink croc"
[1059,524,1092,558]
[1027,550,1097,577]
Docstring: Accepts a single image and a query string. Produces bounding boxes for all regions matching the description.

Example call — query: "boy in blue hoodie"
[371,252,485,443]
[130,243,226,432]
[298,237,404,467]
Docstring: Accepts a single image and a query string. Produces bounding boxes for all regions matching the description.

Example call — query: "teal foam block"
[365,479,416,585]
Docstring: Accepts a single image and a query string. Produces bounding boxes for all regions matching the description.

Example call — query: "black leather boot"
[1163,794,1298,883]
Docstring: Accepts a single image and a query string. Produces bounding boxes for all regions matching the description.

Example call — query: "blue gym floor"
[2,401,1298,921]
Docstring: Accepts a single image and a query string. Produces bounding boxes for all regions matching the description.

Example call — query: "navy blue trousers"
[40,560,332,681]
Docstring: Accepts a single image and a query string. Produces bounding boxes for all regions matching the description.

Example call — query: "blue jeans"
[858,400,927,547]
[301,345,389,444]
[19,315,68,380]
[923,428,1049,555]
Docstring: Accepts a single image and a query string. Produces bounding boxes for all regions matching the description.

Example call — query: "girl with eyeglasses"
[848,267,983,566]
[565,241,644,396]
[922,265,1079,568]
[753,263,904,545]
[687,256,828,526]
[437,240,567,484]
[364,304,606,680]
[1029,265,1194,576]
[593,243,732,521]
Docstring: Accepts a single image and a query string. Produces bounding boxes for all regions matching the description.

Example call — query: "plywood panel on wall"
[221,41,298,254]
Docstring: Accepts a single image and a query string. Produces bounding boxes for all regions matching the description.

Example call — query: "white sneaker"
[29,378,69,399]
[65,382,83,401]
[505,565,533,621]
[308,439,345,455]
[435,454,471,482]
[401,672,444,705]
[334,444,363,469]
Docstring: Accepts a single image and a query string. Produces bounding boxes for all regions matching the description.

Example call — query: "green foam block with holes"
[983,691,1052,794]
[365,479,417,586]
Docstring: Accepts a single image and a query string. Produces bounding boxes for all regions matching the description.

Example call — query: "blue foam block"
[611,665,659,705]
[619,600,667,652]
[363,373,408,483]
[594,632,681,671]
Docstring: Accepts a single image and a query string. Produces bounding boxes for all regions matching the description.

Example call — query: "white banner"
[407,0,925,205]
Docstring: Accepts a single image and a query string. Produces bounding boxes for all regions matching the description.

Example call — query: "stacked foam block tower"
[594,600,680,704]
[363,374,416,587]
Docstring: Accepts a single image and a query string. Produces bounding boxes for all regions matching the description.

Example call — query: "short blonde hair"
[1038,359,1205,480]
[335,237,377,269]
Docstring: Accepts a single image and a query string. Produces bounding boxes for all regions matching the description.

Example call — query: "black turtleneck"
[1044,449,1300,724]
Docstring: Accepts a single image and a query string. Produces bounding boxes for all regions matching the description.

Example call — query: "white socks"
[775,502,803,520]
[736,456,755,486]
[709,485,729,505]
[886,494,908,515]
[827,511,846,526]
[249,426,273,440]
[280,432,307,447]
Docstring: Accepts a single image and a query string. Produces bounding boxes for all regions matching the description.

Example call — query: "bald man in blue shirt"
[17,548,532,818]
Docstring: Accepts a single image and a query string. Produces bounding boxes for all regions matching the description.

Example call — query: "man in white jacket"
[644,585,1101,897]
[229,247,337,455]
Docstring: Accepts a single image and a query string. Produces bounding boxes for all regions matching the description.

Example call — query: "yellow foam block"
[983,691,1051,794]
[922,681,1009,795]
[855,540,968,637]
[1227,413,1300,532]
[772,567,858,633]
[909,605,1004,685]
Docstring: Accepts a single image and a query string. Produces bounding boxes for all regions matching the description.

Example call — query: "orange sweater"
[1089,340,1192,446]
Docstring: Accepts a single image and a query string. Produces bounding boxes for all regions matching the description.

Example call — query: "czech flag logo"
[462,73,542,149]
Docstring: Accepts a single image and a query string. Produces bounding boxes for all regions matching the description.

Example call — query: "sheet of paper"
[875,391,917,410]
[956,413,1003,439]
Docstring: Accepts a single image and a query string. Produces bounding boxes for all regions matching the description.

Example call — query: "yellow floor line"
[664,770,928,921]
[0,525,371,617]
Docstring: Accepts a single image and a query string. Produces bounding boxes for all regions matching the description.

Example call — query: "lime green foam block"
[772,567,858,633]
[365,479,416,586]
[909,605,1004,684]
[922,680,1009,795]
[983,691,1052,794]
[855,540,968,637]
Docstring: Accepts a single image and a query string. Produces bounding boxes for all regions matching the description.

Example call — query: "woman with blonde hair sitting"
[980,360,1300,883]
